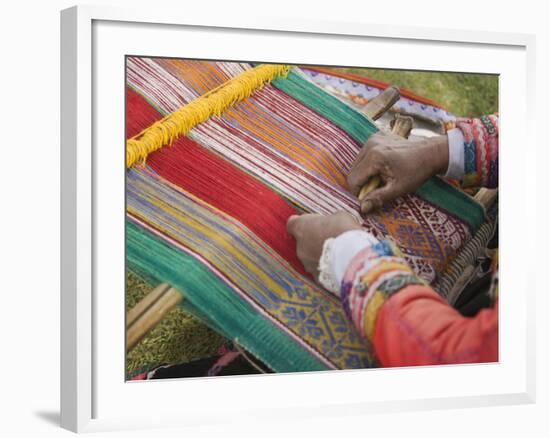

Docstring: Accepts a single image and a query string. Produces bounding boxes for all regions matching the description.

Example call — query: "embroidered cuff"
[444,128,465,180]
[317,230,379,297]
[340,240,425,340]
[456,116,499,188]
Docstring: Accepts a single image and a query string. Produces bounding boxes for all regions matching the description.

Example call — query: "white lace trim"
[318,230,380,297]
[318,237,340,296]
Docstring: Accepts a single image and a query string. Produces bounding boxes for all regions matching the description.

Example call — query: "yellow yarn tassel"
[127,64,291,168]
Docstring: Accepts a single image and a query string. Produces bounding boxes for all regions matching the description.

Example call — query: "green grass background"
[126,66,499,376]
[336,67,499,116]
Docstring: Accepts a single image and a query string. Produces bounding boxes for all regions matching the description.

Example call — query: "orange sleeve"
[373,285,498,367]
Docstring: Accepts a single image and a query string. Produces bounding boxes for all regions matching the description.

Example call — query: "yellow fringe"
[127,64,291,168]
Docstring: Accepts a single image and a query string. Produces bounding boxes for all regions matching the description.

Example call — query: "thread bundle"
[127,64,290,167]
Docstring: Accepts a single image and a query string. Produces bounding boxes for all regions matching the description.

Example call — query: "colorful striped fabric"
[301,67,457,126]
[126,58,488,371]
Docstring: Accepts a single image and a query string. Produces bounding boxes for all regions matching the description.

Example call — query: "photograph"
[125,57,499,380]
[1,0,543,434]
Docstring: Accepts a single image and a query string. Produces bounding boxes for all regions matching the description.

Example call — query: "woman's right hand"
[347,131,449,214]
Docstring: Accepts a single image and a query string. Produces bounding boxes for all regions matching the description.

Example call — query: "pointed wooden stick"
[363,86,401,121]
[126,284,183,352]
[127,282,171,328]
[389,114,414,139]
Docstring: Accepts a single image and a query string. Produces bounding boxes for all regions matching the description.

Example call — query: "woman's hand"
[286,212,362,281]
[347,131,449,213]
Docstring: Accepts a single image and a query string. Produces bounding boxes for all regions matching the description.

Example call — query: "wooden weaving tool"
[356,109,495,211]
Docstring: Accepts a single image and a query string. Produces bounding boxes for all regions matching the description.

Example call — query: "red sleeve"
[373,285,498,367]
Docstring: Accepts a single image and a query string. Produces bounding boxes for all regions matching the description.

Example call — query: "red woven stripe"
[126,86,163,139]
[147,136,308,277]
[126,85,308,277]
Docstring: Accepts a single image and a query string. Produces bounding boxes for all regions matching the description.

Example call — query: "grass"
[126,271,225,377]
[334,67,499,117]
[126,65,498,375]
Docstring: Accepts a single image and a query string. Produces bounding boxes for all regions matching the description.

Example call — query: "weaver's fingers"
[360,183,400,214]
[358,176,381,202]
[287,214,321,238]
[347,161,380,197]
[286,215,301,237]
[349,144,369,173]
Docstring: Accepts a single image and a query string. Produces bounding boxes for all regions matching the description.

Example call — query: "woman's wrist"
[429,135,450,176]
[318,230,379,296]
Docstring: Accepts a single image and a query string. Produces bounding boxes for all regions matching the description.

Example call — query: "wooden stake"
[126,284,183,352]
[389,114,414,139]
[127,282,171,328]
[363,86,401,121]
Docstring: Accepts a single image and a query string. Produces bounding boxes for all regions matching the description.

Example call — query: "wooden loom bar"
[127,282,171,328]
[390,114,414,138]
[126,284,183,352]
[474,187,498,209]
[362,86,400,121]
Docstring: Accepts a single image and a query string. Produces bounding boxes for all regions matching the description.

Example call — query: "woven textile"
[126,58,487,371]
[301,67,457,126]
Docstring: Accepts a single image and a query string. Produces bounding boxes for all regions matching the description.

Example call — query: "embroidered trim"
[340,240,426,341]
[456,116,498,188]
[318,237,340,296]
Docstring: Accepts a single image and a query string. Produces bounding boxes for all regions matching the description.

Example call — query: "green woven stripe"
[272,70,378,144]
[416,177,485,232]
[126,220,330,373]
[275,68,485,232]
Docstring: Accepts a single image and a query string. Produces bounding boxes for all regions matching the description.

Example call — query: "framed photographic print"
[61,4,536,433]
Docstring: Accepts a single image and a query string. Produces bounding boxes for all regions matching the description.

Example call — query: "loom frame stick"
[126,284,183,352]
[126,282,172,329]
[362,85,401,121]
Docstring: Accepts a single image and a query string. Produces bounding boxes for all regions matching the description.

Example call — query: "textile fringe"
[126,64,291,167]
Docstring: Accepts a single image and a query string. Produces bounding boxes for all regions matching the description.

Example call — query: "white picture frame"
[60,4,536,433]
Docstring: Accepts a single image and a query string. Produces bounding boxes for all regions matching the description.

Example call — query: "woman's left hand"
[347,131,449,213]
[286,211,362,280]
